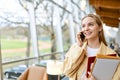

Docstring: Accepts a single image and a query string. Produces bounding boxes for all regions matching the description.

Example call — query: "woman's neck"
[87,38,100,48]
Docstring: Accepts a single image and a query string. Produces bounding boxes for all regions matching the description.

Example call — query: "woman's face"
[81,17,102,40]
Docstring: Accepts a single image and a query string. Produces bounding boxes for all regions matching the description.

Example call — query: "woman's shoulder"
[100,42,116,54]
[106,46,116,54]
[105,45,116,55]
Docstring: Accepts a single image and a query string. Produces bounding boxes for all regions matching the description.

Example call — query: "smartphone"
[80,32,85,41]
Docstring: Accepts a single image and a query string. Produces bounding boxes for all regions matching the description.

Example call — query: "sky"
[0,0,20,11]
[0,0,48,26]
[0,0,28,17]
[0,0,30,27]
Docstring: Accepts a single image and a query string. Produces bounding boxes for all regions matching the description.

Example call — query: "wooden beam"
[103,22,118,28]
[101,17,119,28]
[90,0,120,10]
[89,0,120,28]
[96,9,120,19]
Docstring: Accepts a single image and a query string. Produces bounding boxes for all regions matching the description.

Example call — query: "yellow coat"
[62,42,120,80]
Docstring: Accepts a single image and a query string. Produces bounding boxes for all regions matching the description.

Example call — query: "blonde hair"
[82,14,107,46]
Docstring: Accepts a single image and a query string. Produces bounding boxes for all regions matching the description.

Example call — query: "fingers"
[76,31,84,47]
[88,72,91,76]
[88,72,96,80]
[76,31,82,41]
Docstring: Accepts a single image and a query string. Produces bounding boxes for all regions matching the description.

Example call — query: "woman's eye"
[89,23,94,26]
[82,25,85,28]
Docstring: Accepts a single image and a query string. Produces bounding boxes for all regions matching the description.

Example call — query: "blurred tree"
[0,0,90,55]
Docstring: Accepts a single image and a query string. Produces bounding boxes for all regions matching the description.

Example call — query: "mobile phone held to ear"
[80,32,85,41]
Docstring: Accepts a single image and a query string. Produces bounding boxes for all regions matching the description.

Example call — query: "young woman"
[62,14,120,80]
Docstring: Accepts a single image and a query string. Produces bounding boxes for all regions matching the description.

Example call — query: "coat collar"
[82,41,108,56]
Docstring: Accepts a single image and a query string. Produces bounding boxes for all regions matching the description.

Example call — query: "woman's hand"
[88,72,96,80]
[76,31,84,47]
[83,72,96,80]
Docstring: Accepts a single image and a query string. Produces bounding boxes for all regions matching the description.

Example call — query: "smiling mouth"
[85,32,92,36]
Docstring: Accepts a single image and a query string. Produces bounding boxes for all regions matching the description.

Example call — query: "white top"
[87,46,99,57]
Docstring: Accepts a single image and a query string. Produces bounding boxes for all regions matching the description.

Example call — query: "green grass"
[2,52,26,59]
[1,39,52,75]
[39,48,51,54]
[1,39,27,50]
[1,39,52,61]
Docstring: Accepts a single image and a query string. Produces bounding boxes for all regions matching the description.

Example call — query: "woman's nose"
[84,26,89,31]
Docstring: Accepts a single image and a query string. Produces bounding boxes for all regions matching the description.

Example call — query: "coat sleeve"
[62,43,86,77]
